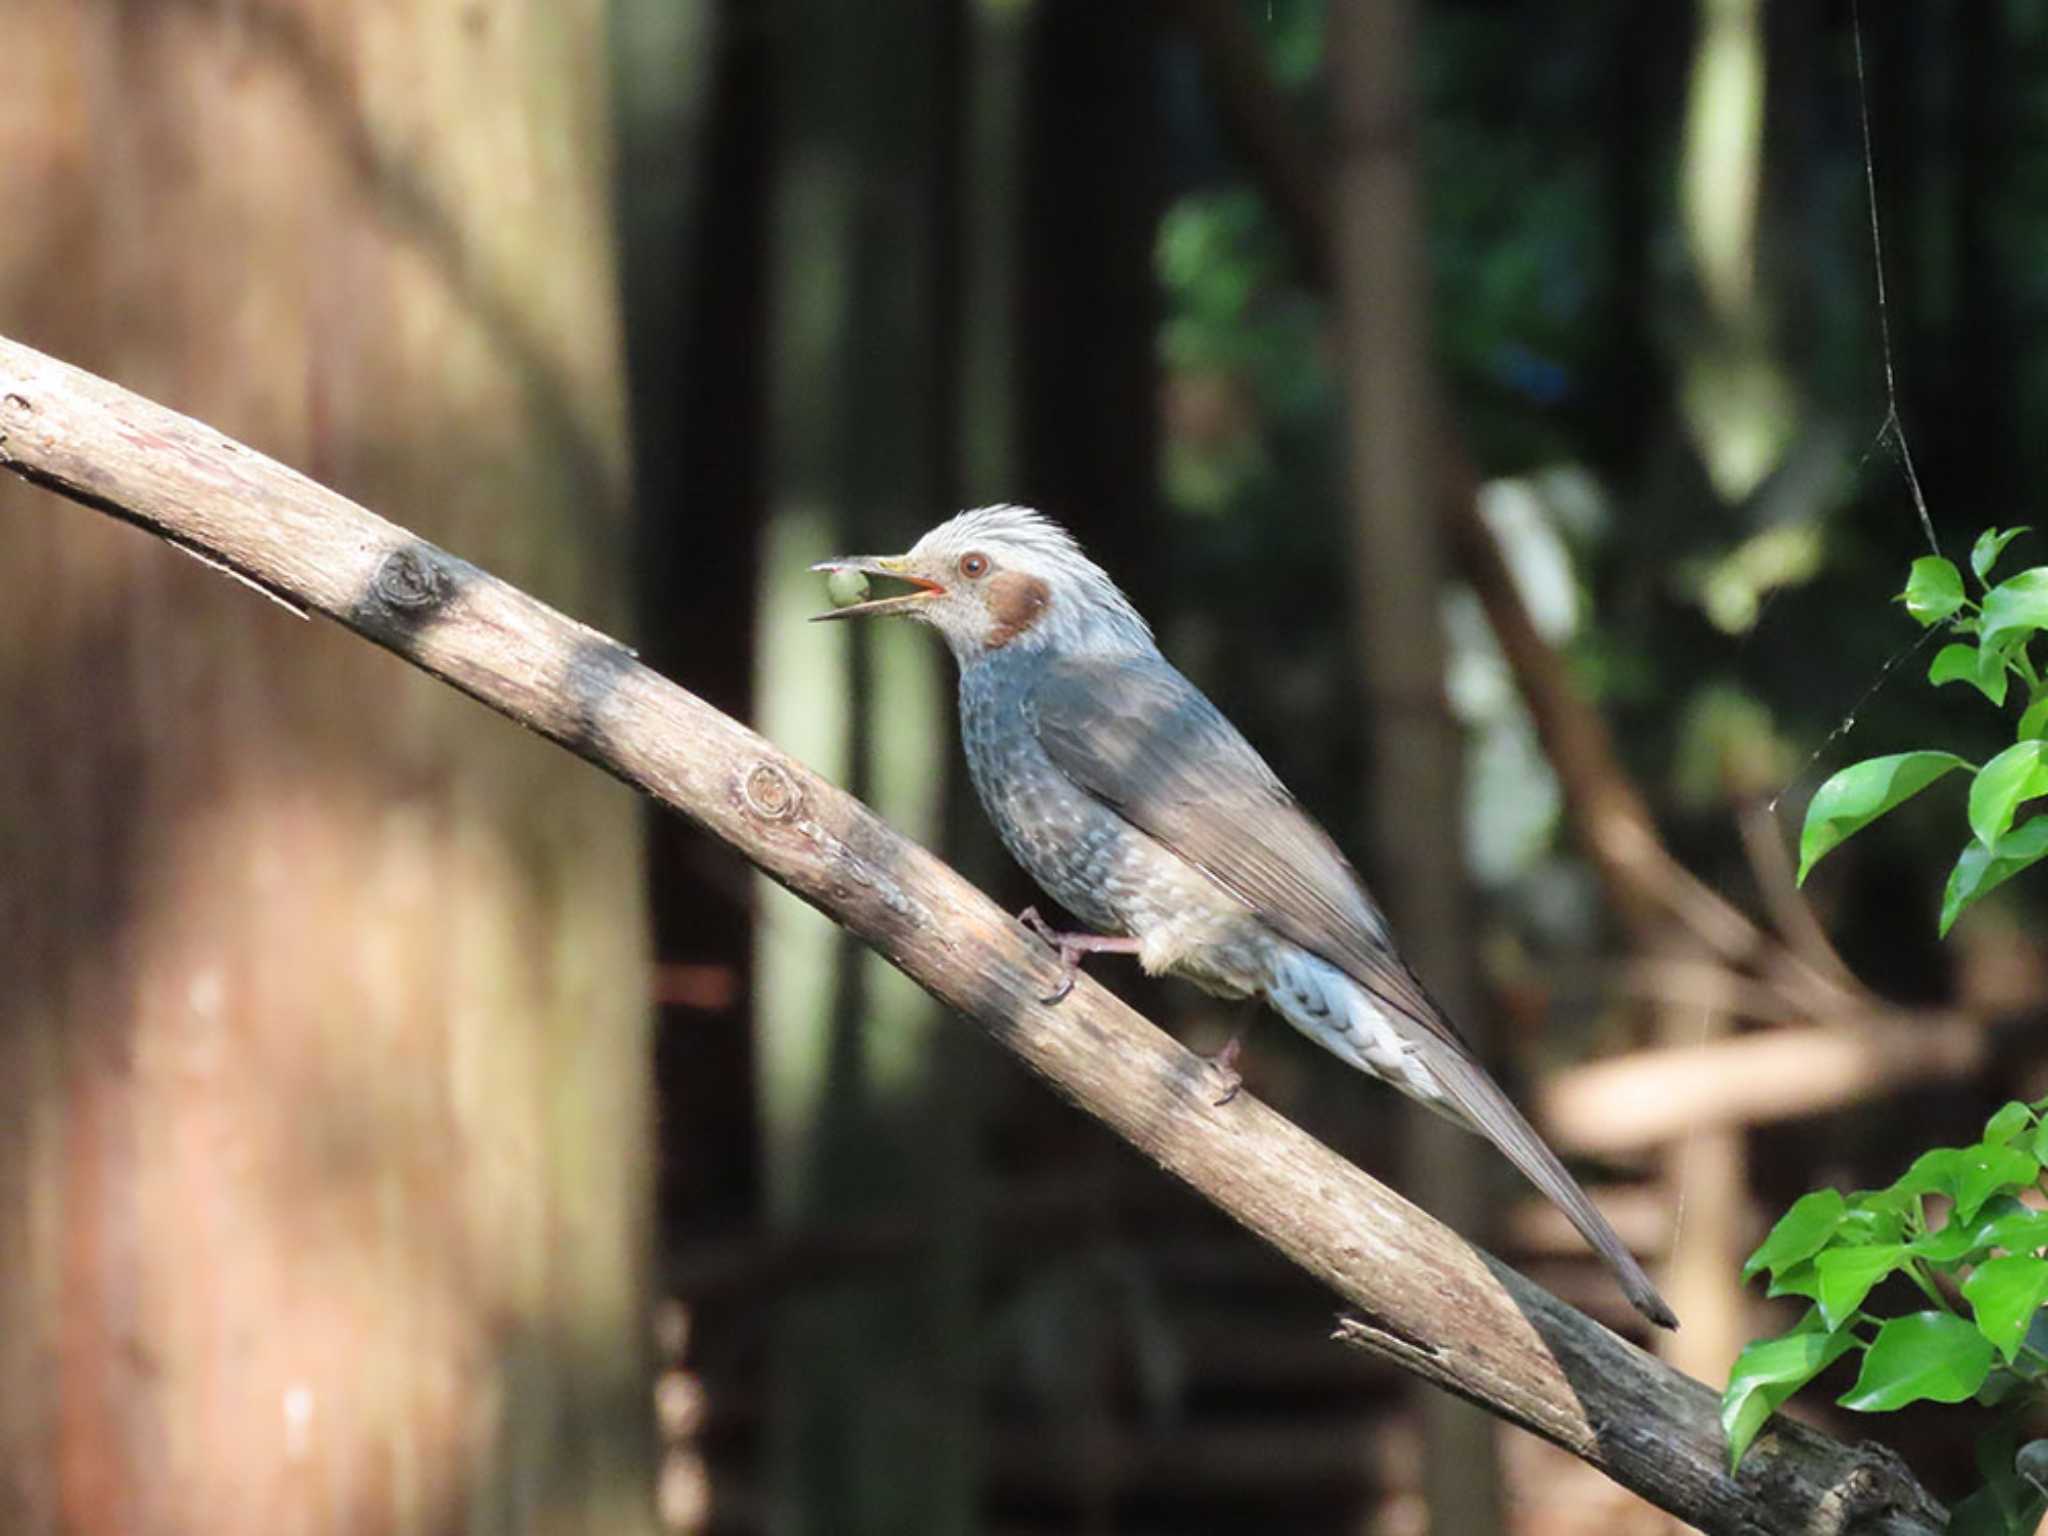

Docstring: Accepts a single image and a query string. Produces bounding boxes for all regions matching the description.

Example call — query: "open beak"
[809,556,946,621]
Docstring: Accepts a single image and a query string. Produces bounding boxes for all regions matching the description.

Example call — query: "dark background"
[2,2,2041,1534]
[626,2,2048,1532]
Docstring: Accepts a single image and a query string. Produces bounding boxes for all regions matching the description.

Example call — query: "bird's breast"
[957,659,1269,986]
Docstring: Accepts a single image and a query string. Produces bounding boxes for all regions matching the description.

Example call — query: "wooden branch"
[0,334,1944,1533]
[1445,494,1874,1028]
[1737,798,1861,990]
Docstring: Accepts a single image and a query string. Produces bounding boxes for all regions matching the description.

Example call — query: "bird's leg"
[1203,1034,1244,1107]
[1017,906,1143,1005]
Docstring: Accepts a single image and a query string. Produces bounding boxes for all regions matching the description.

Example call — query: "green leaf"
[1949,1474,2047,1536]
[1798,753,1974,884]
[1977,1422,2021,1495]
[1744,1188,1847,1280]
[1989,1209,2048,1258]
[1914,1220,1994,1265]
[1765,1258,1825,1301]
[1957,1146,2043,1223]
[1895,1148,1964,1199]
[1930,641,2016,707]
[1815,1244,1910,1329]
[1946,1488,2008,1536]
[1974,527,2032,586]
[1983,569,2048,650]
[1959,1427,2048,1536]
[1975,1366,2027,1406]
[1982,647,2015,707]
[1949,1479,2047,1536]
[1964,1256,2048,1363]
[1971,741,2048,848]
[1894,1146,2042,1223]
[2021,696,2048,741]
[1931,643,1979,686]
[1838,1311,1996,1411]
[1930,643,2012,707]
[1722,1314,1861,1470]
[1942,820,2048,936]
[1837,1193,1912,1248]
[1986,1102,2036,1147]
[1903,557,1968,625]
[1914,1198,2048,1264]
[1848,1183,1919,1218]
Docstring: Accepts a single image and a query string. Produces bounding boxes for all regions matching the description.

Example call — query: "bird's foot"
[1018,906,1143,1005]
[1203,1035,1244,1106]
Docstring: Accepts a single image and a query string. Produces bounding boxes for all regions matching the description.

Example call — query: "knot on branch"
[1828,1442,1948,1531]
[0,391,30,451]
[368,542,457,621]
[742,762,800,822]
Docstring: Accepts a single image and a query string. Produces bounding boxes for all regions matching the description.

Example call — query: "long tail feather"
[1268,947,1678,1330]
[1420,1044,1679,1330]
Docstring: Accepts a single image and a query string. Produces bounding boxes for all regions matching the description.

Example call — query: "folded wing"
[1028,653,1678,1330]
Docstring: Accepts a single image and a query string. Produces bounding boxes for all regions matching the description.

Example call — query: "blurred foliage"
[1155,0,2048,1003]
[1158,190,1331,516]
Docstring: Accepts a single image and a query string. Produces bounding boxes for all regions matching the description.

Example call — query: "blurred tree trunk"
[616,0,769,1245]
[1016,10,1167,1528]
[1661,0,1768,1409]
[1020,0,1167,618]
[0,4,654,1534]
[1327,3,1505,1534]
[753,0,979,1532]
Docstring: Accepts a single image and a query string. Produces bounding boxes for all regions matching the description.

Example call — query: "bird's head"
[812,505,1153,664]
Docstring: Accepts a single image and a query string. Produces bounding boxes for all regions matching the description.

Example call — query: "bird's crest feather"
[916,505,1154,656]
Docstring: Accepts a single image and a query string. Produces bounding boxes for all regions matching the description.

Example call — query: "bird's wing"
[1027,653,1468,1053]
[1032,655,1681,1329]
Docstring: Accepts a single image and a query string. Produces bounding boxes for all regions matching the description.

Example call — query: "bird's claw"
[1020,907,1083,1004]
[1205,1035,1244,1106]
[1018,905,1138,1005]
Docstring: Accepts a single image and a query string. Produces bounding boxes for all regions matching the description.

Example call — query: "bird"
[813,504,1677,1330]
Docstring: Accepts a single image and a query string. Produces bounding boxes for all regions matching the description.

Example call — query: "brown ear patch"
[984,570,1052,648]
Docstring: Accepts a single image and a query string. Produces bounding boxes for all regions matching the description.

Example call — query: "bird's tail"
[1270,950,1678,1330]
[1418,1041,1679,1331]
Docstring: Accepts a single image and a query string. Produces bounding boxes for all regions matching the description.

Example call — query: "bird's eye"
[959,551,990,579]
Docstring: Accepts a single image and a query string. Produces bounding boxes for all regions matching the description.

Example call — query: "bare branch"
[1737,799,1862,990]
[1542,1007,1993,1155]
[0,334,1944,1533]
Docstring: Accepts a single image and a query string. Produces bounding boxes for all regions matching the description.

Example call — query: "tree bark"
[0,3,653,1530]
[614,0,769,1251]
[0,333,1948,1536]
